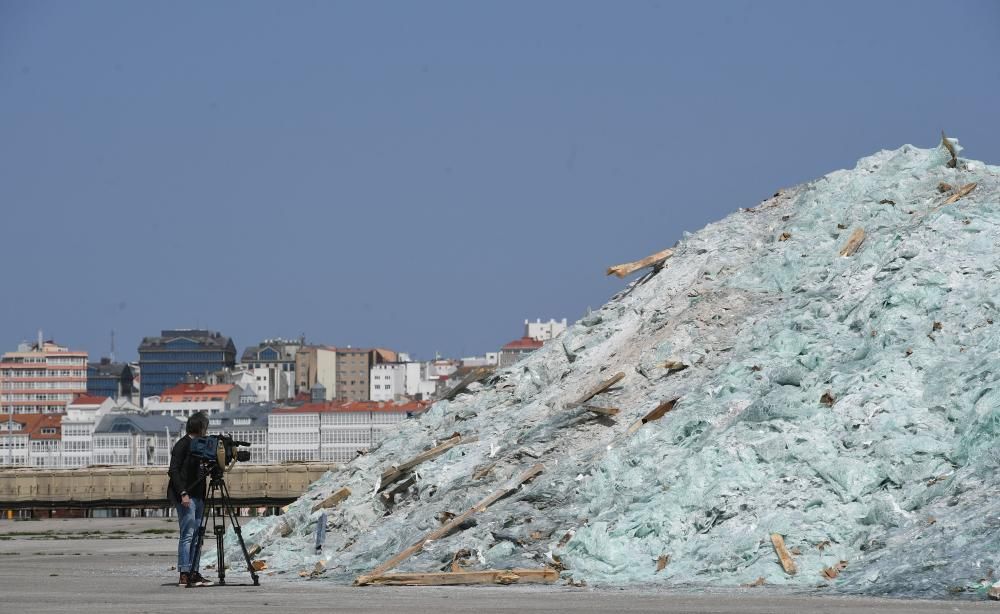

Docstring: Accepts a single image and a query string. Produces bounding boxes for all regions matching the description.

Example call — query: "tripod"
[190,472,260,586]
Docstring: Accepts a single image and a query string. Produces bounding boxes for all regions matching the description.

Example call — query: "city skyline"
[2,2,998,363]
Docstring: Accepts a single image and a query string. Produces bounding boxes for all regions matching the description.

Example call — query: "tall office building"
[86,358,134,401]
[137,329,236,403]
[0,339,88,414]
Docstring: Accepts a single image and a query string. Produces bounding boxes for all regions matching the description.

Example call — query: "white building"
[370,363,407,401]
[404,362,439,400]
[525,318,568,342]
[241,339,302,402]
[61,395,141,467]
[92,414,182,466]
[143,383,241,421]
[268,400,428,463]
[207,404,273,464]
[461,353,499,368]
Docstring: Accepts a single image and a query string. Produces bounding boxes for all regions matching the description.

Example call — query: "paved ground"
[0,518,995,613]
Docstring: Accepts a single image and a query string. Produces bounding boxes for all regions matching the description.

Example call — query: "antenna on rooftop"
[37,329,43,350]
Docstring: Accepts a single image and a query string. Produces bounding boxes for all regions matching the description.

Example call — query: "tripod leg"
[211,484,226,586]
[219,479,260,586]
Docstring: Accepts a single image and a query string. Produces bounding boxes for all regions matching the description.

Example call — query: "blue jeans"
[175,497,204,573]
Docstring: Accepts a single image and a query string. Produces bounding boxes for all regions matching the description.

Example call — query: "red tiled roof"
[160,382,236,402]
[273,400,430,414]
[70,394,108,406]
[0,413,64,440]
[501,337,544,350]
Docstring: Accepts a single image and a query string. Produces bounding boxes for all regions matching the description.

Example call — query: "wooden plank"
[581,405,620,416]
[568,372,625,409]
[379,435,465,491]
[607,248,674,279]
[941,130,958,168]
[356,464,544,585]
[311,486,351,512]
[838,228,865,257]
[770,533,798,575]
[625,398,679,436]
[944,182,976,205]
[365,568,559,586]
[441,367,493,401]
[380,475,416,506]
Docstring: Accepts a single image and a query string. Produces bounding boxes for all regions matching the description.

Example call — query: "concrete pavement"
[0,519,994,613]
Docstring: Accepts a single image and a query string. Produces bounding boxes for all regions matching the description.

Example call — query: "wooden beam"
[944,182,976,205]
[356,464,544,585]
[941,130,958,168]
[364,568,559,586]
[567,372,625,409]
[379,475,416,506]
[838,228,865,257]
[581,405,620,416]
[441,367,494,401]
[379,435,466,491]
[625,398,678,436]
[311,486,351,512]
[606,248,674,279]
[770,533,798,575]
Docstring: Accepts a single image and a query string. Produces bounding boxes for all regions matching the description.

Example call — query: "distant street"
[0,518,994,614]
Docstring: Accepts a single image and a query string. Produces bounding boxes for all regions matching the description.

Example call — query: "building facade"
[370,363,406,401]
[92,414,183,466]
[525,318,568,342]
[206,403,273,464]
[1,340,88,415]
[268,400,428,463]
[295,346,337,400]
[498,337,544,368]
[87,358,134,401]
[137,329,236,403]
[241,338,302,402]
[144,382,241,421]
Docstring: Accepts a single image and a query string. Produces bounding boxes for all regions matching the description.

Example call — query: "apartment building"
[138,329,236,402]
[241,338,302,402]
[92,414,182,466]
[268,399,428,463]
[207,403,273,464]
[144,382,241,421]
[0,340,88,414]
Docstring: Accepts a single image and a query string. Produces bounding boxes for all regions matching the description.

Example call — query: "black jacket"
[167,435,207,504]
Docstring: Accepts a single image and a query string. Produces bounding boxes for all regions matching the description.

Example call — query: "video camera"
[190,434,251,476]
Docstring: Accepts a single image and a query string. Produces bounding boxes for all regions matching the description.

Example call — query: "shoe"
[177,572,190,587]
[190,572,214,587]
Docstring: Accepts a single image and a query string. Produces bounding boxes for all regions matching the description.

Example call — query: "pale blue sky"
[1,1,998,360]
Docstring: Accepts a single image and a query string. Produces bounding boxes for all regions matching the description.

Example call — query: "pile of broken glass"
[205,138,999,598]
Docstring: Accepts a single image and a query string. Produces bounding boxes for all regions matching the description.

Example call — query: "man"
[167,412,214,588]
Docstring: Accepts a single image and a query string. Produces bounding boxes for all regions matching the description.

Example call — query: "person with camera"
[167,412,215,588]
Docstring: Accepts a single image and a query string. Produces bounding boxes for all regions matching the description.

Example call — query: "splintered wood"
[568,372,625,409]
[625,398,678,436]
[356,463,545,585]
[944,182,976,205]
[770,533,798,575]
[838,228,865,257]
[364,568,559,586]
[311,487,351,512]
[379,434,468,491]
[606,248,674,278]
[941,130,958,168]
[441,367,493,401]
